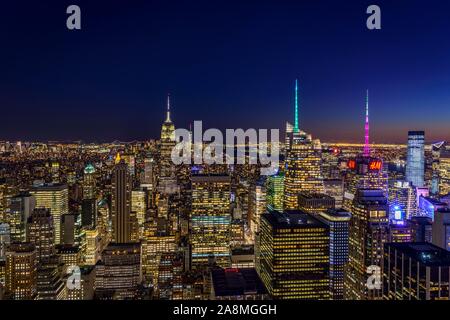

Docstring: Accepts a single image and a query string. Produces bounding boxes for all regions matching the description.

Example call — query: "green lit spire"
[294,79,299,133]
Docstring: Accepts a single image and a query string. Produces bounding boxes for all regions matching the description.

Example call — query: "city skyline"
[2,0,450,143]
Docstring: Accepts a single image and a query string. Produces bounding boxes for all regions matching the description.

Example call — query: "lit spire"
[294,79,299,133]
[165,93,171,123]
[114,152,121,164]
[363,89,370,157]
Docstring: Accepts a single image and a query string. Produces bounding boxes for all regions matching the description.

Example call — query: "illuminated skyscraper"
[83,164,96,200]
[266,173,284,212]
[160,94,176,179]
[431,142,445,195]
[131,190,147,229]
[30,184,69,245]
[317,209,351,300]
[406,131,425,188]
[284,80,323,209]
[94,243,142,300]
[439,151,450,196]
[26,208,55,264]
[141,219,176,286]
[5,243,37,300]
[0,223,10,261]
[345,189,389,300]
[343,157,388,211]
[81,164,97,229]
[51,162,60,184]
[248,179,267,238]
[8,192,36,243]
[85,228,101,265]
[258,210,330,299]
[112,159,131,243]
[388,180,417,219]
[142,157,155,188]
[190,174,231,268]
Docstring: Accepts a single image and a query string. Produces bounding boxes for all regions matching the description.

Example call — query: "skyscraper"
[388,180,417,219]
[266,173,284,212]
[431,141,445,195]
[343,157,388,210]
[258,210,330,299]
[406,131,425,188]
[5,243,37,300]
[160,94,176,179]
[0,223,10,261]
[317,209,351,300]
[82,164,96,200]
[8,192,36,243]
[30,184,68,245]
[284,80,324,209]
[26,208,55,264]
[345,189,389,300]
[248,179,267,238]
[94,243,142,300]
[112,159,131,243]
[383,242,450,300]
[190,174,231,268]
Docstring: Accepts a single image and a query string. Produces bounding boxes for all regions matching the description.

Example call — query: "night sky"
[1,0,450,143]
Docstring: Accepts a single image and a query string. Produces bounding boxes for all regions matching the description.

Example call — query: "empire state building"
[158,94,179,195]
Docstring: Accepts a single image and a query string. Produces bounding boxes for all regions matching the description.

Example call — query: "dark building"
[383,242,450,300]
[297,192,335,214]
[210,267,268,300]
[409,216,432,243]
[81,198,97,228]
[61,213,78,246]
[112,160,132,243]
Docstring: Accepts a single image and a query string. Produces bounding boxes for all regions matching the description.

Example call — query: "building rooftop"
[211,267,267,297]
[262,210,328,229]
[420,197,447,207]
[385,242,450,266]
[318,209,351,222]
[30,183,68,191]
[355,189,387,205]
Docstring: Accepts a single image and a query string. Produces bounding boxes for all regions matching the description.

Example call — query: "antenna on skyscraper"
[166,93,171,122]
[363,89,370,157]
[294,79,299,133]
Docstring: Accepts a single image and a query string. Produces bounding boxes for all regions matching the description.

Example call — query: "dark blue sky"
[1,0,450,143]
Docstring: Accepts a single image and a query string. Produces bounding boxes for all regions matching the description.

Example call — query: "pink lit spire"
[363,89,370,157]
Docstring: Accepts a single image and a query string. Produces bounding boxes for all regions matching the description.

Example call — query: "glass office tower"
[406,131,425,187]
